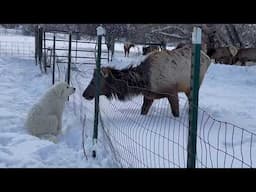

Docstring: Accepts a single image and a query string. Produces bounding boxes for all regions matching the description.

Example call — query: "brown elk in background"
[206,46,238,64]
[124,42,135,57]
[142,45,160,55]
[232,48,256,66]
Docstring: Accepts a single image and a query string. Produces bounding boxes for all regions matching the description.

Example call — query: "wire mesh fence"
[0,41,35,59]
[98,89,256,168]
[66,62,256,168]
[0,28,23,36]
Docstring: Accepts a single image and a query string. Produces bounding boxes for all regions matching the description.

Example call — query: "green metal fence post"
[92,25,105,158]
[52,33,56,85]
[35,25,38,65]
[38,27,43,70]
[66,32,72,102]
[43,30,47,73]
[75,38,78,65]
[187,27,202,168]
[67,32,72,86]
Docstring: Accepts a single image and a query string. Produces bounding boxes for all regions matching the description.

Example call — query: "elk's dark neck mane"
[108,64,148,87]
[104,63,150,101]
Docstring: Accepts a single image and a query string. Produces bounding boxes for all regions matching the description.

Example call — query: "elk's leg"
[185,90,190,100]
[107,49,110,62]
[241,59,246,66]
[141,97,154,115]
[111,50,114,61]
[229,57,232,65]
[168,92,180,117]
[230,57,234,65]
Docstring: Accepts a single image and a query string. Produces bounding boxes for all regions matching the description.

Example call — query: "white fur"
[25,82,75,143]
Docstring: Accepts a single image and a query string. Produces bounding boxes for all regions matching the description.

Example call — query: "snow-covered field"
[1,33,256,168]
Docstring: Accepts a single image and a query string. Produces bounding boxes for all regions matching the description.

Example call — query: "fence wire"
[98,86,256,168]
[66,63,256,168]
[0,41,34,59]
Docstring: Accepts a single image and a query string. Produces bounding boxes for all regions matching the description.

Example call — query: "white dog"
[25,81,76,142]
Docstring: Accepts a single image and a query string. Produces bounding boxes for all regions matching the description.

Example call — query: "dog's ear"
[53,83,65,97]
[60,87,65,97]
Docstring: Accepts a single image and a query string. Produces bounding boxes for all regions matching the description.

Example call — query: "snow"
[0,57,116,168]
[199,63,256,133]
[0,32,256,168]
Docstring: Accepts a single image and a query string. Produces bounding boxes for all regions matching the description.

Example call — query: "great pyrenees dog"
[25,81,76,143]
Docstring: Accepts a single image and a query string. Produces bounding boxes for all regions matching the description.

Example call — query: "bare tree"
[6,24,256,49]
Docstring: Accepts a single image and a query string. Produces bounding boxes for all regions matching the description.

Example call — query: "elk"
[232,48,256,66]
[206,46,238,64]
[83,45,211,117]
[124,42,135,57]
[142,45,160,55]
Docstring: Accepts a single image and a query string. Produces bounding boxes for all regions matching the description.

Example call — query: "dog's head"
[53,82,76,98]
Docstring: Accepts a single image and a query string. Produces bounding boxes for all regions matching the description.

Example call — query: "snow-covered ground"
[1,33,256,168]
[0,56,118,168]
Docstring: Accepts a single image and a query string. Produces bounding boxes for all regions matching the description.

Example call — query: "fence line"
[0,41,34,58]
[98,87,256,168]
[0,28,23,36]
[48,41,256,168]
[64,61,256,168]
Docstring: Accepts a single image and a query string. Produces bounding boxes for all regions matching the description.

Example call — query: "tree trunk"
[225,24,243,48]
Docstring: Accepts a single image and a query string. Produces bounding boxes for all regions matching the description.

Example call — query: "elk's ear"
[229,46,238,56]
[100,67,111,78]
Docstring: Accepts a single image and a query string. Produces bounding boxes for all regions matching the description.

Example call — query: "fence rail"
[35,28,110,74]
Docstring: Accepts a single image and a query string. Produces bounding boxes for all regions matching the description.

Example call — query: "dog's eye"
[67,86,69,88]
